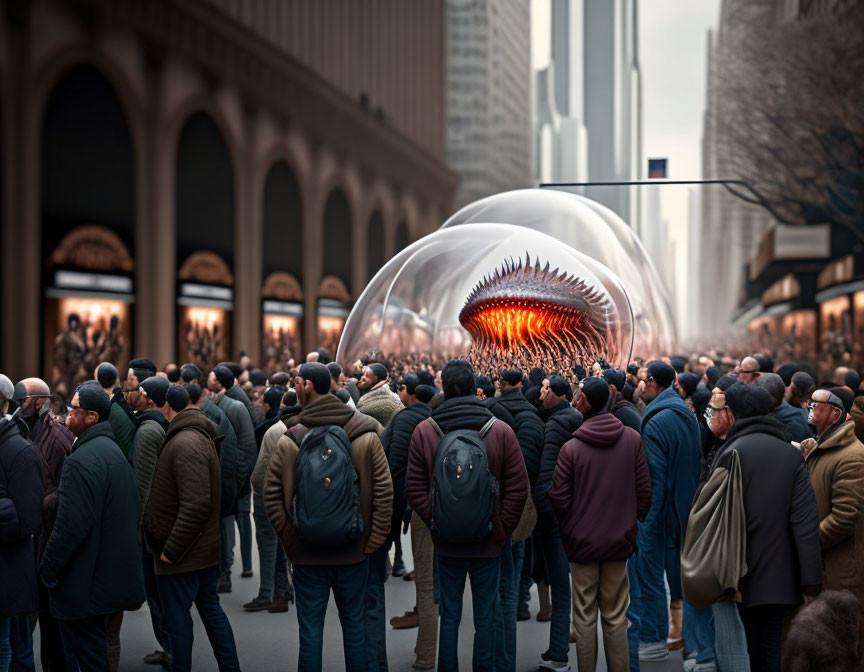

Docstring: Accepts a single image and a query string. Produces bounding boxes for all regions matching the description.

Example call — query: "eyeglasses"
[738,369,758,375]
[703,405,728,420]
[807,400,839,412]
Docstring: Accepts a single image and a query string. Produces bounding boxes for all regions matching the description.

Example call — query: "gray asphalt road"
[36,528,685,671]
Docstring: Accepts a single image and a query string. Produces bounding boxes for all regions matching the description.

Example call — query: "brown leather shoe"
[268,592,291,613]
[536,607,552,622]
[403,571,415,582]
[390,612,419,629]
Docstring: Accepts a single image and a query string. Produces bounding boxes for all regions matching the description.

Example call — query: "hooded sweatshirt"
[406,395,528,559]
[549,412,650,564]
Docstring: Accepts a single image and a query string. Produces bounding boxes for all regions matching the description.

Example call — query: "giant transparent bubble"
[442,189,676,355]
[337,223,635,373]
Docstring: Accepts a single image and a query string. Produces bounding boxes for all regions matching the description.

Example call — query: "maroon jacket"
[406,396,528,559]
[550,411,651,564]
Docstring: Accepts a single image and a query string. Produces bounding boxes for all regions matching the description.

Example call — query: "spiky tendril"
[459,253,613,372]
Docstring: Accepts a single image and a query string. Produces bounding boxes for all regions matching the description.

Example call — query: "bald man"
[737,357,761,385]
[15,378,74,671]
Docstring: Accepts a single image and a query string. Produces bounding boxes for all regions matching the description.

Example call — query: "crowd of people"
[1,345,863,672]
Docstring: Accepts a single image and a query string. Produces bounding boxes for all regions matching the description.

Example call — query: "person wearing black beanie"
[602,368,642,434]
[549,372,649,672]
[165,384,190,414]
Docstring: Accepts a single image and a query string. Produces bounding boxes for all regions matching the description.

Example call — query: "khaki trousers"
[411,511,438,667]
[570,559,630,672]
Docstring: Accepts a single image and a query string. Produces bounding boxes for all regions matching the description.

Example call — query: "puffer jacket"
[22,404,73,559]
[533,401,583,536]
[483,397,516,427]
[0,418,43,617]
[406,395,528,559]
[251,405,302,495]
[800,420,864,606]
[550,412,650,564]
[132,410,168,519]
[200,397,238,517]
[145,409,222,575]
[357,383,404,429]
[380,402,431,541]
[40,422,144,620]
[215,392,256,491]
[109,390,138,462]
[264,395,392,566]
[496,389,545,483]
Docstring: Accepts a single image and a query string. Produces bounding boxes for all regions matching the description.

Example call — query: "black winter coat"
[497,389,545,483]
[200,399,238,518]
[534,402,583,536]
[381,402,431,541]
[0,419,43,616]
[610,395,642,434]
[483,397,516,428]
[710,415,822,608]
[40,422,144,620]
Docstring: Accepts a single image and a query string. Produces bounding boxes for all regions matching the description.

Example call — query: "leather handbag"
[681,447,748,608]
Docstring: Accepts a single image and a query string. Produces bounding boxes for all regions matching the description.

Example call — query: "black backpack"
[429,417,499,543]
[293,425,364,548]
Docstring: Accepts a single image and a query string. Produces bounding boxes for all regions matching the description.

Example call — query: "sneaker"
[392,557,406,578]
[241,570,254,578]
[683,659,697,672]
[143,650,168,665]
[538,653,570,670]
[639,641,671,662]
[412,661,435,671]
[243,596,271,612]
[693,662,717,672]
[517,605,531,622]
[217,577,232,593]
[268,591,292,613]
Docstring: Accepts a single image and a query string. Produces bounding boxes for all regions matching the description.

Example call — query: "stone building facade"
[0,0,457,384]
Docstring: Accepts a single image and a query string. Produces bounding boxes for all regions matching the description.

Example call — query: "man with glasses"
[13,377,74,672]
[736,357,761,385]
[800,387,864,658]
[40,381,143,672]
[702,383,821,672]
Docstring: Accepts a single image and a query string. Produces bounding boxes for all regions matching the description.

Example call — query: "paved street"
[36,527,684,671]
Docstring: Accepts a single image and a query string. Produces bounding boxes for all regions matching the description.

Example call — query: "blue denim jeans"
[293,560,368,672]
[438,553,501,672]
[535,534,571,662]
[366,548,389,672]
[494,541,524,672]
[634,524,668,644]
[683,600,716,665]
[57,614,110,672]
[665,532,683,602]
[0,617,11,672]
[156,566,241,672]
[142,545,170,652]
[235,490,253,573]
[713,601,750,672]
[626,555,642,672]
[253,494,290,599]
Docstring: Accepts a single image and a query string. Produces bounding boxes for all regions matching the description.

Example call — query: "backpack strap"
[479,417,497,437]
[426,418,444,441]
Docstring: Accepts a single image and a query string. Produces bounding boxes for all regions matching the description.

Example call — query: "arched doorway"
[322,188,353,290]
[395,220,409,254]
[41,65,135,405]
[367,212,385,282]
[261,161,303,372]
[175,112,235,371]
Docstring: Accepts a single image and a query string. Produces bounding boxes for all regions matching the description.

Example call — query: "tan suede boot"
[667,599,684,650]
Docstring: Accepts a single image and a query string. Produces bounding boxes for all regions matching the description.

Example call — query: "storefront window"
[820,295,852,373]
[178,305,230,372]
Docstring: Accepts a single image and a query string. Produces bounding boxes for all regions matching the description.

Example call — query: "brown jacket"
[263,394,393,566]
[801,420,864,599]
[144,409,222,575]
[851,395,864,445]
